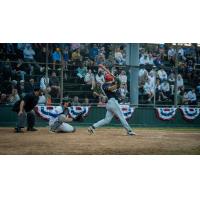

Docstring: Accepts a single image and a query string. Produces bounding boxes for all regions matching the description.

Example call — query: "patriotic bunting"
[119,104,135,119]
[156,107,177,121]
[180,107,200,120]
[35,105,90,120]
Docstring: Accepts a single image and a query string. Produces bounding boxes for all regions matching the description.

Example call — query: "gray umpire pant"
[17,110,36,128]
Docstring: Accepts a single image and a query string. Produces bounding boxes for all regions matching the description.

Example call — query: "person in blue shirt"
[89,44,99,61]
[52,48,61,70]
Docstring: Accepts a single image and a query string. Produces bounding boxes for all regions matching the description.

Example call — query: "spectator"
[154,54,163,67]
[72,96,81,106]
[49,71,60,98]
[185,60,194,82]
[177,74,184,90]
[13,58,27,80]
[72,48,81,64]
[18,80,26,97]
[118,70,127,85]
[168,70,175,95]
[93,82,104,99]
[148,71,156,88]
[0,93,7,104]
[168,46,176,65]
[115,48,125,65]
[178,47,185,61]
[157,67,168,82]
[82,97,90,106]
[118,83,128,103]
[143,78,154,102]
[40,74,50,93]
[140,53,150,65]
[52,48,62,70]
[187,88,197,105]
[76,65,87,81]
[89,44,99,61]
[139,69,148,89]
[182,91,189,105]
[98,96,107,107]
[155,78,162,101]
[139,67,148,78]
[84,69,95,90]
[23,44,41,74]
[96,53,106,65]
[160,80,170,100]
[8,88,20,105]
[95,69,105,85]
[148,54,154,65]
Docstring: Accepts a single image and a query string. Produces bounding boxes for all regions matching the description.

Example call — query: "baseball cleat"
[14,127,24,133]
[127,131,136,136]
[88,126,95,134]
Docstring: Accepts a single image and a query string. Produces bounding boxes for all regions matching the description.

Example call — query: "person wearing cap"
[88,70,135,136]
[12,86,41,133]
[49,98,76,133]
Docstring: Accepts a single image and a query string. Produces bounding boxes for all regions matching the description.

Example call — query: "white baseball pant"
[93,98,132,132]
[50,121,75,133]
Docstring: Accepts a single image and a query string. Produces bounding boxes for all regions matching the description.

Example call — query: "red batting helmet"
[105,73,114,82]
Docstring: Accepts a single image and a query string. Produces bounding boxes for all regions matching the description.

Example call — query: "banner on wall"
[119,104,135,119]
[180,106,200,120]
[35,105,134,121]
[35,105,90,121]
[156,107,177,121]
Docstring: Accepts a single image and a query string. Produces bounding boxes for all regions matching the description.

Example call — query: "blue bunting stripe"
[156,108,177,121]
[180,107,200,120]
[68,106,90,119]
[35,106,61,120]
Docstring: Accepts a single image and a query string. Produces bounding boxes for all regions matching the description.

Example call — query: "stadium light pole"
[126,43,139,106]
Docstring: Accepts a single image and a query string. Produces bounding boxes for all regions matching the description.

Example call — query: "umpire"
[12,86,41,133]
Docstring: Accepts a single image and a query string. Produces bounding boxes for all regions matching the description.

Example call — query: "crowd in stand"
[0,43,200,106]
[139,44,200,105]
[0,43,128,106]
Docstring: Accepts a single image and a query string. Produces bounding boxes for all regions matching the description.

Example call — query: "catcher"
[49,98,84,133]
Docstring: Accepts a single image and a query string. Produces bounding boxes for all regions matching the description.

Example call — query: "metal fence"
[0,43,199,107]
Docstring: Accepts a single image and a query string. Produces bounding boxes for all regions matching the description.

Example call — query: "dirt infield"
[0,127,200,154]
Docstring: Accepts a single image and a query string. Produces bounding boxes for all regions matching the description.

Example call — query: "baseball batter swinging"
[88,72,135,136]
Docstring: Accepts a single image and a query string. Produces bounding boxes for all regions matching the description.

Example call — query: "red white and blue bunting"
[180,107,200,120]
[35,105,90,120]
[156,107,177,121]
[68,106,90,119]
[119,104,135,120]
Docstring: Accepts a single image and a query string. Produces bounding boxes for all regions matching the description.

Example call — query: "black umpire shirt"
[12,92,39,113]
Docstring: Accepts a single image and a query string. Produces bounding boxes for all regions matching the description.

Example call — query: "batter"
[88,73,135,136]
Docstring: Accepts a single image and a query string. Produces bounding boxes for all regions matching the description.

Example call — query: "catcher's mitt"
[73,112,85,122]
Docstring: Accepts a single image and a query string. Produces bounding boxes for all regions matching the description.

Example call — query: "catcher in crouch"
[49,98,84,133]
